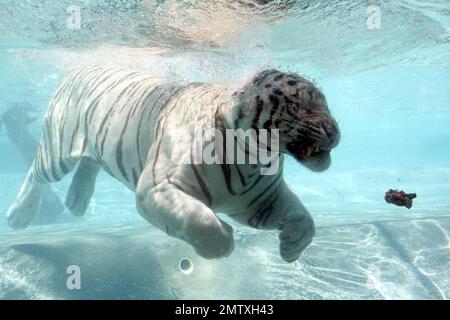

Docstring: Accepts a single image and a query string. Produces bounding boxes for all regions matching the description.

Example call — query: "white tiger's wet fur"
[6,65,340,262]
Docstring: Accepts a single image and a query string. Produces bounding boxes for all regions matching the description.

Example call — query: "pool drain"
[178,258,194,275]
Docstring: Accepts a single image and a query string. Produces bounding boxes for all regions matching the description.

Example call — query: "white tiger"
[6,65,340,262]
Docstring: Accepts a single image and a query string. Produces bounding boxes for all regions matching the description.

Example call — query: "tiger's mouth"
[297,144,327,161]
[286,117,340,172]
[287,142,333,172]
[287,142,329,161]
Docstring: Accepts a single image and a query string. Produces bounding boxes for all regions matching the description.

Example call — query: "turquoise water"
[0,0,449,299]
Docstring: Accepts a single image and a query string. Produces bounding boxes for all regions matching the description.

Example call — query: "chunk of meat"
[385,189,417,209]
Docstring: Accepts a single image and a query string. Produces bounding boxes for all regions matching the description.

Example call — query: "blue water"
[0,0,449,299]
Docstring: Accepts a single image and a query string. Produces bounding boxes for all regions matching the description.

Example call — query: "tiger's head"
[234,69,340,172]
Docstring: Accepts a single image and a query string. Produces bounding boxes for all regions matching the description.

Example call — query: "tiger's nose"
[321,119,340,149]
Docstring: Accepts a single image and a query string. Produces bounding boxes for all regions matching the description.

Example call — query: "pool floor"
[0,215,448,300]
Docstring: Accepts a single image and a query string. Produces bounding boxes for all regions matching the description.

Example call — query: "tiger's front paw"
[184,216,235,260]
[279,214,315,262]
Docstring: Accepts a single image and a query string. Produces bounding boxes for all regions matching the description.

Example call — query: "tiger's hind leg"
[6,159,78,229]
[6,134,79,229]
[65,157,100,217]
[6,168,44,229]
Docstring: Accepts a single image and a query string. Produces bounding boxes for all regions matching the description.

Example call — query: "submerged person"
[1,103,64,225]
